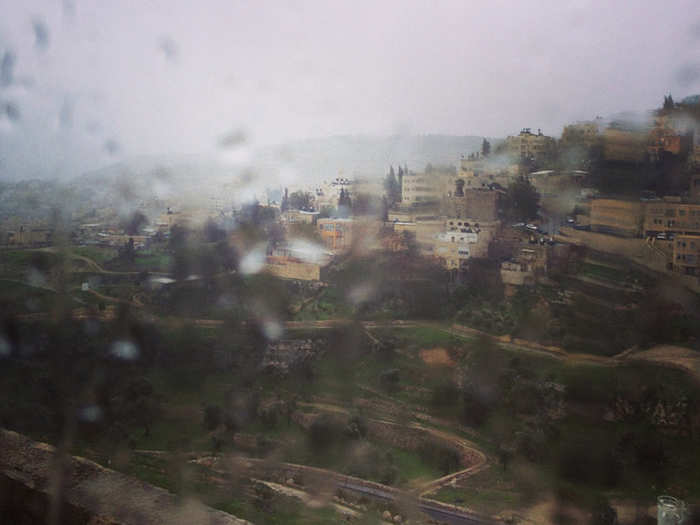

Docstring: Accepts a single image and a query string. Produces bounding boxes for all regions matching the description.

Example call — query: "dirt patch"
[419,347,454,366]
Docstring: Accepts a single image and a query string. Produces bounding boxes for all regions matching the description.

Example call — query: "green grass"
[0,249,55,279]
[132,252,172,272]
[433,464,532,515]
[580,262,628,283]
[122,453,176,492]
[71,246,118,264]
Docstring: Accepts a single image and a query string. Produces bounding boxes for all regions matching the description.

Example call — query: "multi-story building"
[317,217,382,254]
[689,173,700,202]
[443,187,500,222]
[560,120,602,149]
[401,170,454,205]
[672,234,700,276]
[643,198,700,236]
[601,126,648,163]
[458,156,515,190]
[317,218,354,252]
[503,128,556,163]
[590,199,644,237]
[433,231,475,270]
[314,176,353,209]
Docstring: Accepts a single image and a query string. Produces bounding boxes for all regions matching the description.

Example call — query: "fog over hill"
[253,134,488,183]
[0,134,488,222]
[71,134,490,197]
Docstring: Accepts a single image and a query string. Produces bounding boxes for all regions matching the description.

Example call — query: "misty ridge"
[0,134,488,221]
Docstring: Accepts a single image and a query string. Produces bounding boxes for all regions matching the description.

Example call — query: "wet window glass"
[1,2,700,524]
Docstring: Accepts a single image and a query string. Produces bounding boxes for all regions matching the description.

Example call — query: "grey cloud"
[1,51,15,87]
[0,0,699,181]
[32,18,49,51]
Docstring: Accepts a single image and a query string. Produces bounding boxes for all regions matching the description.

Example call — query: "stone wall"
[0,429,250,525]
[265,258,323,281]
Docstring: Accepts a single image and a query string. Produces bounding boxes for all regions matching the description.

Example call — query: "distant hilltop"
[252,134,491,182]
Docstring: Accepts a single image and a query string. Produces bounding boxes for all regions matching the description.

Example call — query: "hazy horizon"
[1,0,699,180]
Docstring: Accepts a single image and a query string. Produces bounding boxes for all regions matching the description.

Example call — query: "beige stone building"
[401,170,455,205]
[601,127,648,163]
[317,217,382,254]
[443,188,500,222]
[281,209,319,225]
[503,128,556,162]
[561,120,602,148]
[6,227,53,246]
[458,156,515,190]
[590,199,644,237]
[672,235,700,276]
[644,198,700,236]
[433,232,474,270]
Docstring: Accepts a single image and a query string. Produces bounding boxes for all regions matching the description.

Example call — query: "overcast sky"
[0,0,699,179]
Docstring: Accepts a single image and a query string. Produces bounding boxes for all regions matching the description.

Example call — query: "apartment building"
[503,128,556,162]
[401,169,455,205]
[672,234,700,276]
[643,198,700,236]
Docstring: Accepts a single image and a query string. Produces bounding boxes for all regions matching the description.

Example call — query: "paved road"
[196,453,497,525]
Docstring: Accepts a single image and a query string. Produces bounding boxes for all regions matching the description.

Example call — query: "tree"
[203,404,222,430]
[591,497,618,525]
[383,167,401,206]
[122,211,147,235]
[288,190,313,210]
[663,94,675,111]
[502,176,539,222]
[120,237,136,263]
[481,138,491,157]
[352,192,373,215]
[280,188,289,212]
[119,377,160,437]
[337,188,352,215]
[203,218,226,242]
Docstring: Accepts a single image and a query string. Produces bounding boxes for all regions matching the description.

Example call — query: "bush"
[379,368,400,392]
[344,415,368,439]
[418,441,460,475]
[308,414,341,450]
[431,382,460,408]
[203,404,222,430]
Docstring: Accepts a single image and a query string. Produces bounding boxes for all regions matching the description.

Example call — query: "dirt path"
[625,345,700,381]
[296,400,488,498]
